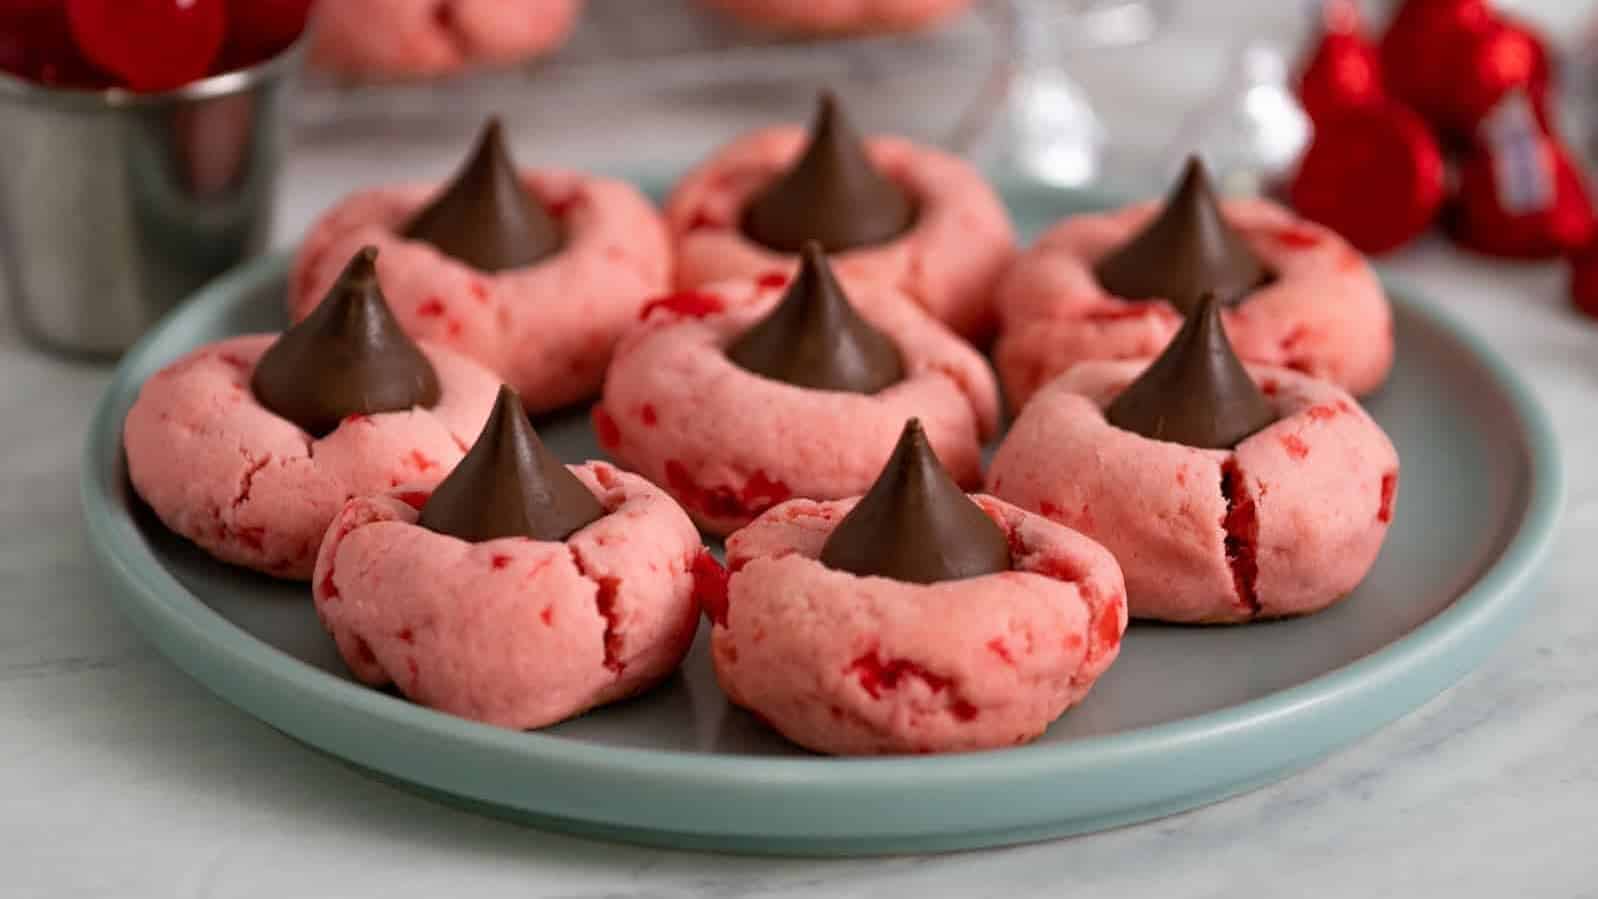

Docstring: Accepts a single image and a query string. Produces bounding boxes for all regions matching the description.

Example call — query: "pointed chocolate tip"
[740,91,916,255]
[726,240,904,393]
[818,418,1011,584]
[482,115,506,143]
[251,246,440,437]
[338,244,381,290]
[800,239,826,269]
[815,88,840,127]
[402,117,562,273]
[1104,292,1277,449]
[1092,155,1272,313]
[418,385,605,543]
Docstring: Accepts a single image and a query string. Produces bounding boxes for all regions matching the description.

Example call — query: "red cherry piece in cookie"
[1289,102,1444,255]
[66,0,226,91]
[691,550,730,627]
[638,291,724,321]
[590,405,621,449]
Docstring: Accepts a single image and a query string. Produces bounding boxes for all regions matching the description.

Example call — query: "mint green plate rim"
[80,184,1563,856]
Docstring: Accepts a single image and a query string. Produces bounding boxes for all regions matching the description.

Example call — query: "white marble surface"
[6,3,1598,896]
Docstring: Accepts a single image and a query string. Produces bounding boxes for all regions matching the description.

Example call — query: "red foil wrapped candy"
[1290,100,1445,254]
[1452,94,1595,260]
[1297,0,1385,123]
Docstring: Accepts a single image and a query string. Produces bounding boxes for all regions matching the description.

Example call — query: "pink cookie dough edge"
[312,462,704,730]
[993,199,1394,411]
[597,272,1001,536]
[664,125,1015,339]
[290,168,670,414]
[310,0,584,79]
[710,494,1127,755]
[122,334,501,580]
[988,361,1399,623]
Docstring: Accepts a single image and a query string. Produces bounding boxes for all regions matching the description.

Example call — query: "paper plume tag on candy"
[1483,92,1554,215]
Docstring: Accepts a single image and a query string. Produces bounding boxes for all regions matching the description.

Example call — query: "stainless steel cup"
[0,41,303,359]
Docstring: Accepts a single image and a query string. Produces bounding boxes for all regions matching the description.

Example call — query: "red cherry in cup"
[66,0,227,91]
[222,0,313,68]
[0,3,112,89]
[0,0,63,13]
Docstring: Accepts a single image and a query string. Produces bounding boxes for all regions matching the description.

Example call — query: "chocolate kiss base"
[740,91,916,255]
[419,385,604,543]
[819,418,1011,584]
[726,241,905,394]
[403,117,563,272]
[1093,156,1273,314]
[1104,292,1277,450]
[251,246,441,437]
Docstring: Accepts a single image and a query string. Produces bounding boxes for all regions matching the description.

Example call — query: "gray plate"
[82,181,1562,855]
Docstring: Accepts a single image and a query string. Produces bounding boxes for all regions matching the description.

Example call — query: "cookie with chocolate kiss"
[403,117,563,272]
[819,418,1011,584]
[1105,292,1277,449]
[741,91,917,254]
[251,246,441,437]
[726,242,905,393]
[1094,156,1272,313]
[419,385,605,543]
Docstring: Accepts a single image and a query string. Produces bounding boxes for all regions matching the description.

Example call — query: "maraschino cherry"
[0,2,109,88]
[66,0,226,91]
[221,0,312,69]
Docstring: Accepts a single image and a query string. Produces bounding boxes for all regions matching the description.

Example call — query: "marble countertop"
[6,3,1596,896]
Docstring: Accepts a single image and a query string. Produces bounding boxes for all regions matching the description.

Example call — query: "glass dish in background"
[292,0,1171,181]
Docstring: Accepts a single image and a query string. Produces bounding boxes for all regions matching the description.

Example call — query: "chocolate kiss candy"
[402,117,562,272]
[726,241,905,393]
[1094,156,1272,313]
[741,91,916,254]
[819,418,1011,584]
[251,246,440,437]
[418,385,604,543]
[1104,292,1276,450]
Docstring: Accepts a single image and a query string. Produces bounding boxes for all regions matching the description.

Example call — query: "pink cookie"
[709,495,1126,755]
[698,0,975,34]
[309,0,583,80]
[595,273,1000,535]
[290,170,670,414]
[123,335,500,580]
[994,199,1393,411]
[665,127,1014,339]
[988,363,1399,623]
[312,463,704,730]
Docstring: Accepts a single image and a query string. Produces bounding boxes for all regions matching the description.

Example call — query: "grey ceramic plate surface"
[82,180,1562,855]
